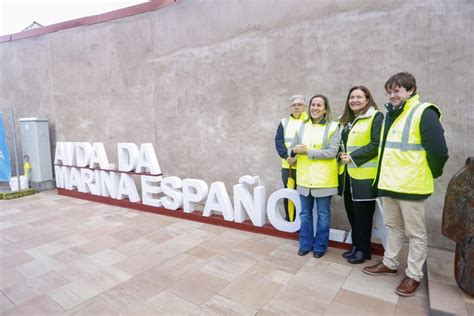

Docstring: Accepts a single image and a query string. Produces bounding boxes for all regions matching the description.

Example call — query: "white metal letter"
[100,171,119,199]
[203,182,234,221]
[233,183,266,226]
[116,173,140,202]
[81,168,98,194]
[266,189,301,232]
[69,167,83,192]
[90,143,110,169]
[141,175,163,207]
[135,143,161,175]
[118,143,139,172]
[182,178,208,214]
[55,165,70,189]
[161,176,183,210]
[75,142,92,167]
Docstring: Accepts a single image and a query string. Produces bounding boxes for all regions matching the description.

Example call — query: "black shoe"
[298,249,310,256]
[348,250,372,260]
[342,246,357,259]
[348,251,366,264]
[313,252,325,258]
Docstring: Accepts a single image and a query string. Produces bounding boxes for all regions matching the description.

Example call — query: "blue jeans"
[299,194,332,253]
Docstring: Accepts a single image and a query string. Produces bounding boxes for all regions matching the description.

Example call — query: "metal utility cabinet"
[19,118,54,190]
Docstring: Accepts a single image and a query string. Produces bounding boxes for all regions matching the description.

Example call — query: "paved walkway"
[1,191,430,315]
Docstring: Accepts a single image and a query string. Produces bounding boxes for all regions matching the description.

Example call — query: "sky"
[0,0,147,36]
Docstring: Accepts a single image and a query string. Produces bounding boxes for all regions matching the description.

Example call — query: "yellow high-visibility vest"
[281,112,308,169]
[296,120,338,188]
[377,94,441,194]
[345,108,379,180]
[24,162,31,177]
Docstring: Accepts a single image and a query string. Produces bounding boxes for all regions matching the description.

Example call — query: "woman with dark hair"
[338,86,383,264]
[289,94,340,258]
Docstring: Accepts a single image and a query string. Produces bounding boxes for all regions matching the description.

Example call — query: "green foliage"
[0,189,35,200]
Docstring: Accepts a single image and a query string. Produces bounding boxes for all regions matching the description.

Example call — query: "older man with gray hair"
[274,95,308,221]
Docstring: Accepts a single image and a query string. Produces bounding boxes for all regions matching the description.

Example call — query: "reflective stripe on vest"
[281,114,306,169]
[377,95,441,194]
[296,121,338,188]
[345,110,379,180]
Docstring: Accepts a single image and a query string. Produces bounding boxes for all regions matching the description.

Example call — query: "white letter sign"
[182,179,208,214]
[203,182,234,221]
[266,189,301,233]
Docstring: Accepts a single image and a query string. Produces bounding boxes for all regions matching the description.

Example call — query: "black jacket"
[275,122,289,161]
[338,108,384,200]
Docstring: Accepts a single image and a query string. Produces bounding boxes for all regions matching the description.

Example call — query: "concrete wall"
[1,0,473,249]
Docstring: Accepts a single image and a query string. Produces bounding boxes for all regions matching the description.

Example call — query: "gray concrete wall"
[1,0,473,249]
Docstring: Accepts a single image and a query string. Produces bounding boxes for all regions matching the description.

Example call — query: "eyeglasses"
[291,103,305,107]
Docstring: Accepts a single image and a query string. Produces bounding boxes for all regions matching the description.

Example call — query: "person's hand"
[292,144,308,154]
[339,152,351,165]
[287,157,297,165]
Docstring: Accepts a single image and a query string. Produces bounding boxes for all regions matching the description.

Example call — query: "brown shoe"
[396,277,420,297]
[362,261,398,276]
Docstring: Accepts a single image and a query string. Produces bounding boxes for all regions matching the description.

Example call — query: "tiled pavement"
[426,248,474,315]
[0,191,434,315]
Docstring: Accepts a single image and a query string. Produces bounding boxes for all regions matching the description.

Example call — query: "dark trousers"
[343,175,376,255]
[281,168,297,221]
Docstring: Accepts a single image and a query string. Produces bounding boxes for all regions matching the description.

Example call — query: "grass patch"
[0,189,35,200]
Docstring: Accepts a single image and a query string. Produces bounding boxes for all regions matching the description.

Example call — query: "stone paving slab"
[0,190,441,315]
[427,247,474,316]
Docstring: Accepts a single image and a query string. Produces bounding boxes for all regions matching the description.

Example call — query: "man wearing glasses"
[363,72,449,297]
[274,95,308,222]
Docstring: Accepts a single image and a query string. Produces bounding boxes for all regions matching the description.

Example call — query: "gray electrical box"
[19,118,54,190]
